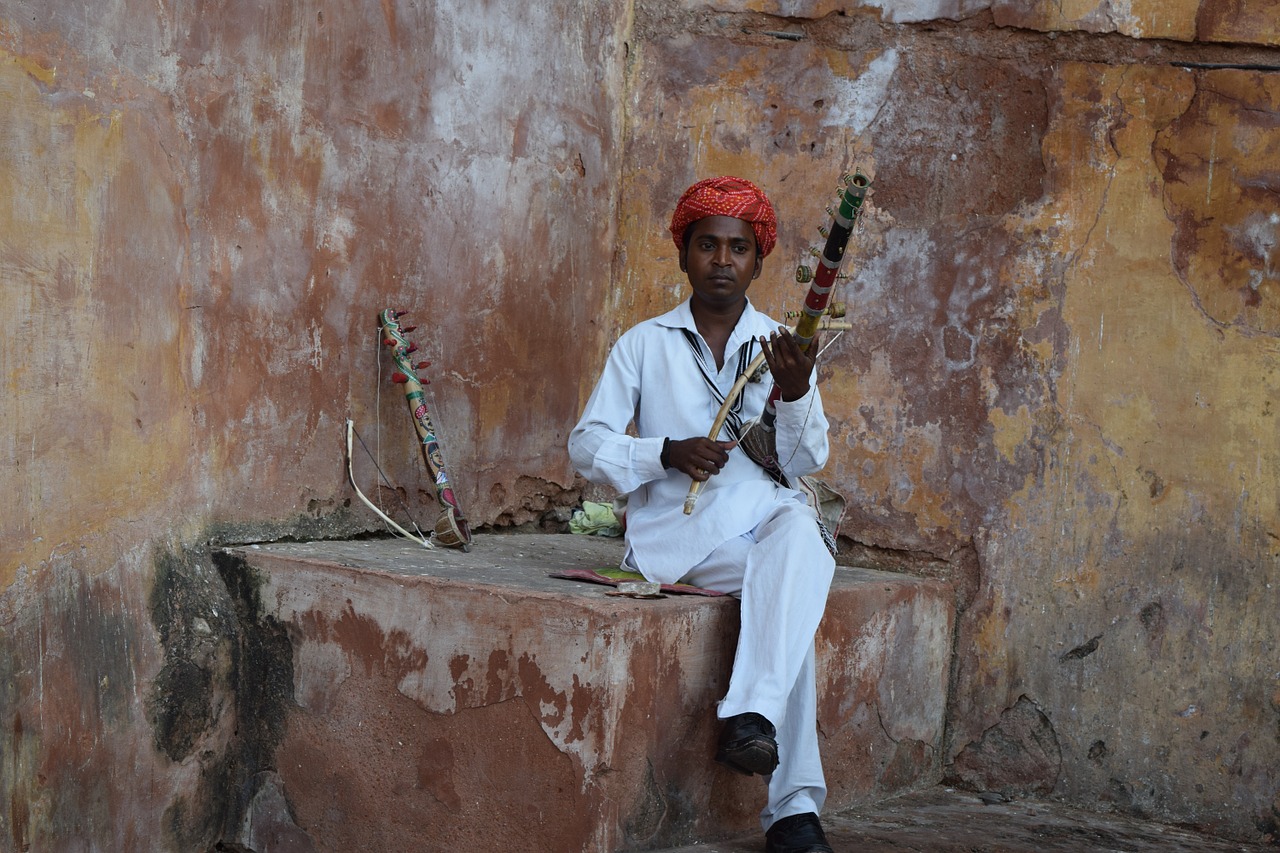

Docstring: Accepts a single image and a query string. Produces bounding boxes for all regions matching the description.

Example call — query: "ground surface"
[658,787,1273,852]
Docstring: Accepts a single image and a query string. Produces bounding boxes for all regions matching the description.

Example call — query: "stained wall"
[618,0,1279,842]
[0,1,623,847]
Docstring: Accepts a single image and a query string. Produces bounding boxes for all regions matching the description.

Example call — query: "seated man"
[568,176,836,853]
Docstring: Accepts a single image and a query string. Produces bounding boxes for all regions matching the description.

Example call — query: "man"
[568,176,836,853]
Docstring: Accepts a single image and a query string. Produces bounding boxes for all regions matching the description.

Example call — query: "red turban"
[670,176,778,259]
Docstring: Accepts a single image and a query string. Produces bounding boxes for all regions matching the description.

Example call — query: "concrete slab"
[227,533,954,852]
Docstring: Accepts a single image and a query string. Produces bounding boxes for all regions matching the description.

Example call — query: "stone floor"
[658,787,1273,852]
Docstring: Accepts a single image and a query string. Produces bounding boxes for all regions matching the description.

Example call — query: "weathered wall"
[2,0,1278,848]
[0,0,624,847]
[619,0,1278,843]
[225,537,953,851]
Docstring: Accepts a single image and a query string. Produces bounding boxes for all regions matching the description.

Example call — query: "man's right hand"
[667,437,737,481]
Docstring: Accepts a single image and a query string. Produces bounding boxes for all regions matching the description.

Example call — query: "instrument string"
[351,424,429,541]
[778,329,844,471]
[374,326,386,518]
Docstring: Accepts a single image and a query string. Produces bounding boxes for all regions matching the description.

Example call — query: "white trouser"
[677,502,835,830]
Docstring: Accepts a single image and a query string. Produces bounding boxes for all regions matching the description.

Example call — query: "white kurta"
[570,297,837,830]
[568,298,830,585]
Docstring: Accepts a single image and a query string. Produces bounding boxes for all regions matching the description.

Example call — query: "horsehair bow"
[684,170,872,515]
[346,419,434,549]
[378,308,473,551]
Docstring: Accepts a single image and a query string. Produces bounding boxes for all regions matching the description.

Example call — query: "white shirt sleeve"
[568,334,668,494]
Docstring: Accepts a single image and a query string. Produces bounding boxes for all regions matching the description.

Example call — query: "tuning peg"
[391,372,409,384]
[400,325,418,333]
[416,361,431,370]
[818,226,830,239]
[382,337,395,347]
[795,265,813,283]
[406,342,418,353]
[825,205,835,217]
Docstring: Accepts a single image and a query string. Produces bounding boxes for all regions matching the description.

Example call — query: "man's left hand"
[761,327,818,402]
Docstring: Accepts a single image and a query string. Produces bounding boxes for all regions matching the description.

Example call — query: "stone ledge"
[226,533,954,852]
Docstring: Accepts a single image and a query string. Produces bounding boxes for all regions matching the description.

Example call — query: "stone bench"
[225,533,954,852]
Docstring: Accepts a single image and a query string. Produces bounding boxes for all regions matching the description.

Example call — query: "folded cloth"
[549,567,726,597]
[568,501,624,537]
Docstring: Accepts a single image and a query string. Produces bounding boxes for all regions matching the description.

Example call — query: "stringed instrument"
[684,170,871,515]
[379,308,473,550]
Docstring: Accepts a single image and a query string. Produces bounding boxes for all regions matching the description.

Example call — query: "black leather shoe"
[714,712,778,776]
[765,812,834,853]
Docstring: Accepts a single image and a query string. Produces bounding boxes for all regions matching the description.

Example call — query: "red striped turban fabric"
[669,176,778,259]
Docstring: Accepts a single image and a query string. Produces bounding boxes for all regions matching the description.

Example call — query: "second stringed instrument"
[379,308,473,551]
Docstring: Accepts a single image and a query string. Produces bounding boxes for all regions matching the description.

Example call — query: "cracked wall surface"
[992,0,1280,44]
[620,2,1278,843]
[232,539,952,851]
[952,60,1279,839]
[0,0,626,847]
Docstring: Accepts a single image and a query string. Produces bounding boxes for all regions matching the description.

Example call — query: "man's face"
[679,215,762,312]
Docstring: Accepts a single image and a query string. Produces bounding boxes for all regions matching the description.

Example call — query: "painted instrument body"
[379,308,473,550]
[684,171,871,515]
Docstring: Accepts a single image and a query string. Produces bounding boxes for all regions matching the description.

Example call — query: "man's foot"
[765,812,834,853]
[714,712,778,776]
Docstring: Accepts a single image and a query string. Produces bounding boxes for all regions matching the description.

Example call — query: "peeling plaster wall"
[991,0,1280,45]
[954,60,1280,835]
[2,0,623,571]
[620,1,1279,843]
[0,0,625,847]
